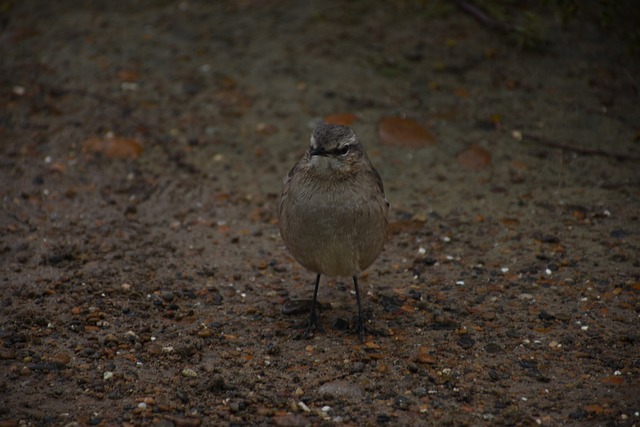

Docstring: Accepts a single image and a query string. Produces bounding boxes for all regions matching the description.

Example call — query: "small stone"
[0,349,16,360]
[197,329,212,338]
[173,417,202,427]
[412,387,427,397]
[282,299,319,315]
[48,352,71,366]
[538,311,556,321]
[457,335,476,349]
[393,395,414,410]
[416,347,436,364]
[271,413,310,427]
[484,342,503,354]
[182,368,198,378]
[104,334,119,344]
[318,380,364,399]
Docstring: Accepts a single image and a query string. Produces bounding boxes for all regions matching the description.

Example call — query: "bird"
[278,123,389,341]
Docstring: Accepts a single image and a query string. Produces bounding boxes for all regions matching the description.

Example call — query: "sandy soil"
[1,1,639,426]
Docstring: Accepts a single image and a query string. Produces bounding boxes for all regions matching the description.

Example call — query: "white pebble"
[297,401,310,412]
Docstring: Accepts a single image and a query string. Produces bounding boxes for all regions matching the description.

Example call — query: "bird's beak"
[310,146,328,157]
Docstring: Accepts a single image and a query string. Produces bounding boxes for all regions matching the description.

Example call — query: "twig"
[452,0,513,33]
[523,133,640,162]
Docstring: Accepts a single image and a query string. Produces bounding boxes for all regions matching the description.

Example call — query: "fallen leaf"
[601,376,624,385]
[583,404,613,414]
[501,218,520,228]
[457,144,491,170]
[83,135,143,159]
[455,87,470,98]
[324,113,357,126]
[117,69,139,82]
[378,116,436,148]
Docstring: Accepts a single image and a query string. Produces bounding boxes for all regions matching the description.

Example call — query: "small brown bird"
[278,123,389,340]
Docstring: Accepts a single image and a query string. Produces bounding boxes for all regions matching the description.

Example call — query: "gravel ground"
[1,1,639,426]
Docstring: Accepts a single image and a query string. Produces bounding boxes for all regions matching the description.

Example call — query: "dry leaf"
[583,404,611,414]
[378,116,436,148]
[83,135,143,159]
[455,87,470,98]
[601,376,624,385]
[117,69,139,82]
[457,144,491,170]
[501,218,520,228]
[324,113,357,126]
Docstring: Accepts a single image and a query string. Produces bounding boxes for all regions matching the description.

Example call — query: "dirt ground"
[1,1,639,426]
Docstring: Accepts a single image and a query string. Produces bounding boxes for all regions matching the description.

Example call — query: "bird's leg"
[304,273,323,338]
[353,275,366,342]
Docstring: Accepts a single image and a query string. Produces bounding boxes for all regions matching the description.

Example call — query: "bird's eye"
[336,145,350,155]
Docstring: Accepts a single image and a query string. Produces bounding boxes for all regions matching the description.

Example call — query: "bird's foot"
[303,312,324,339]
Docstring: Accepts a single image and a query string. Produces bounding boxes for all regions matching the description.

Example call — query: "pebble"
[48,352,71,366]
[394,395,414,410]
[484,342,503,354]
[0,349,16,360]
[172,417,202,427]
[182,368,198,378]
[318,380,364,399]
[412,387,427,397]
[282,299,318,315]
[457,335,476,349]
[271,413,310,427]
[416,346,436,364]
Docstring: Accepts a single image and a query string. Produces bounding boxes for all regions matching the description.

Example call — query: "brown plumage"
[278,123,389,341]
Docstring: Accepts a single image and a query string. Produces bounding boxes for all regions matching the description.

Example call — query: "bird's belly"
[280,192,386,277]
